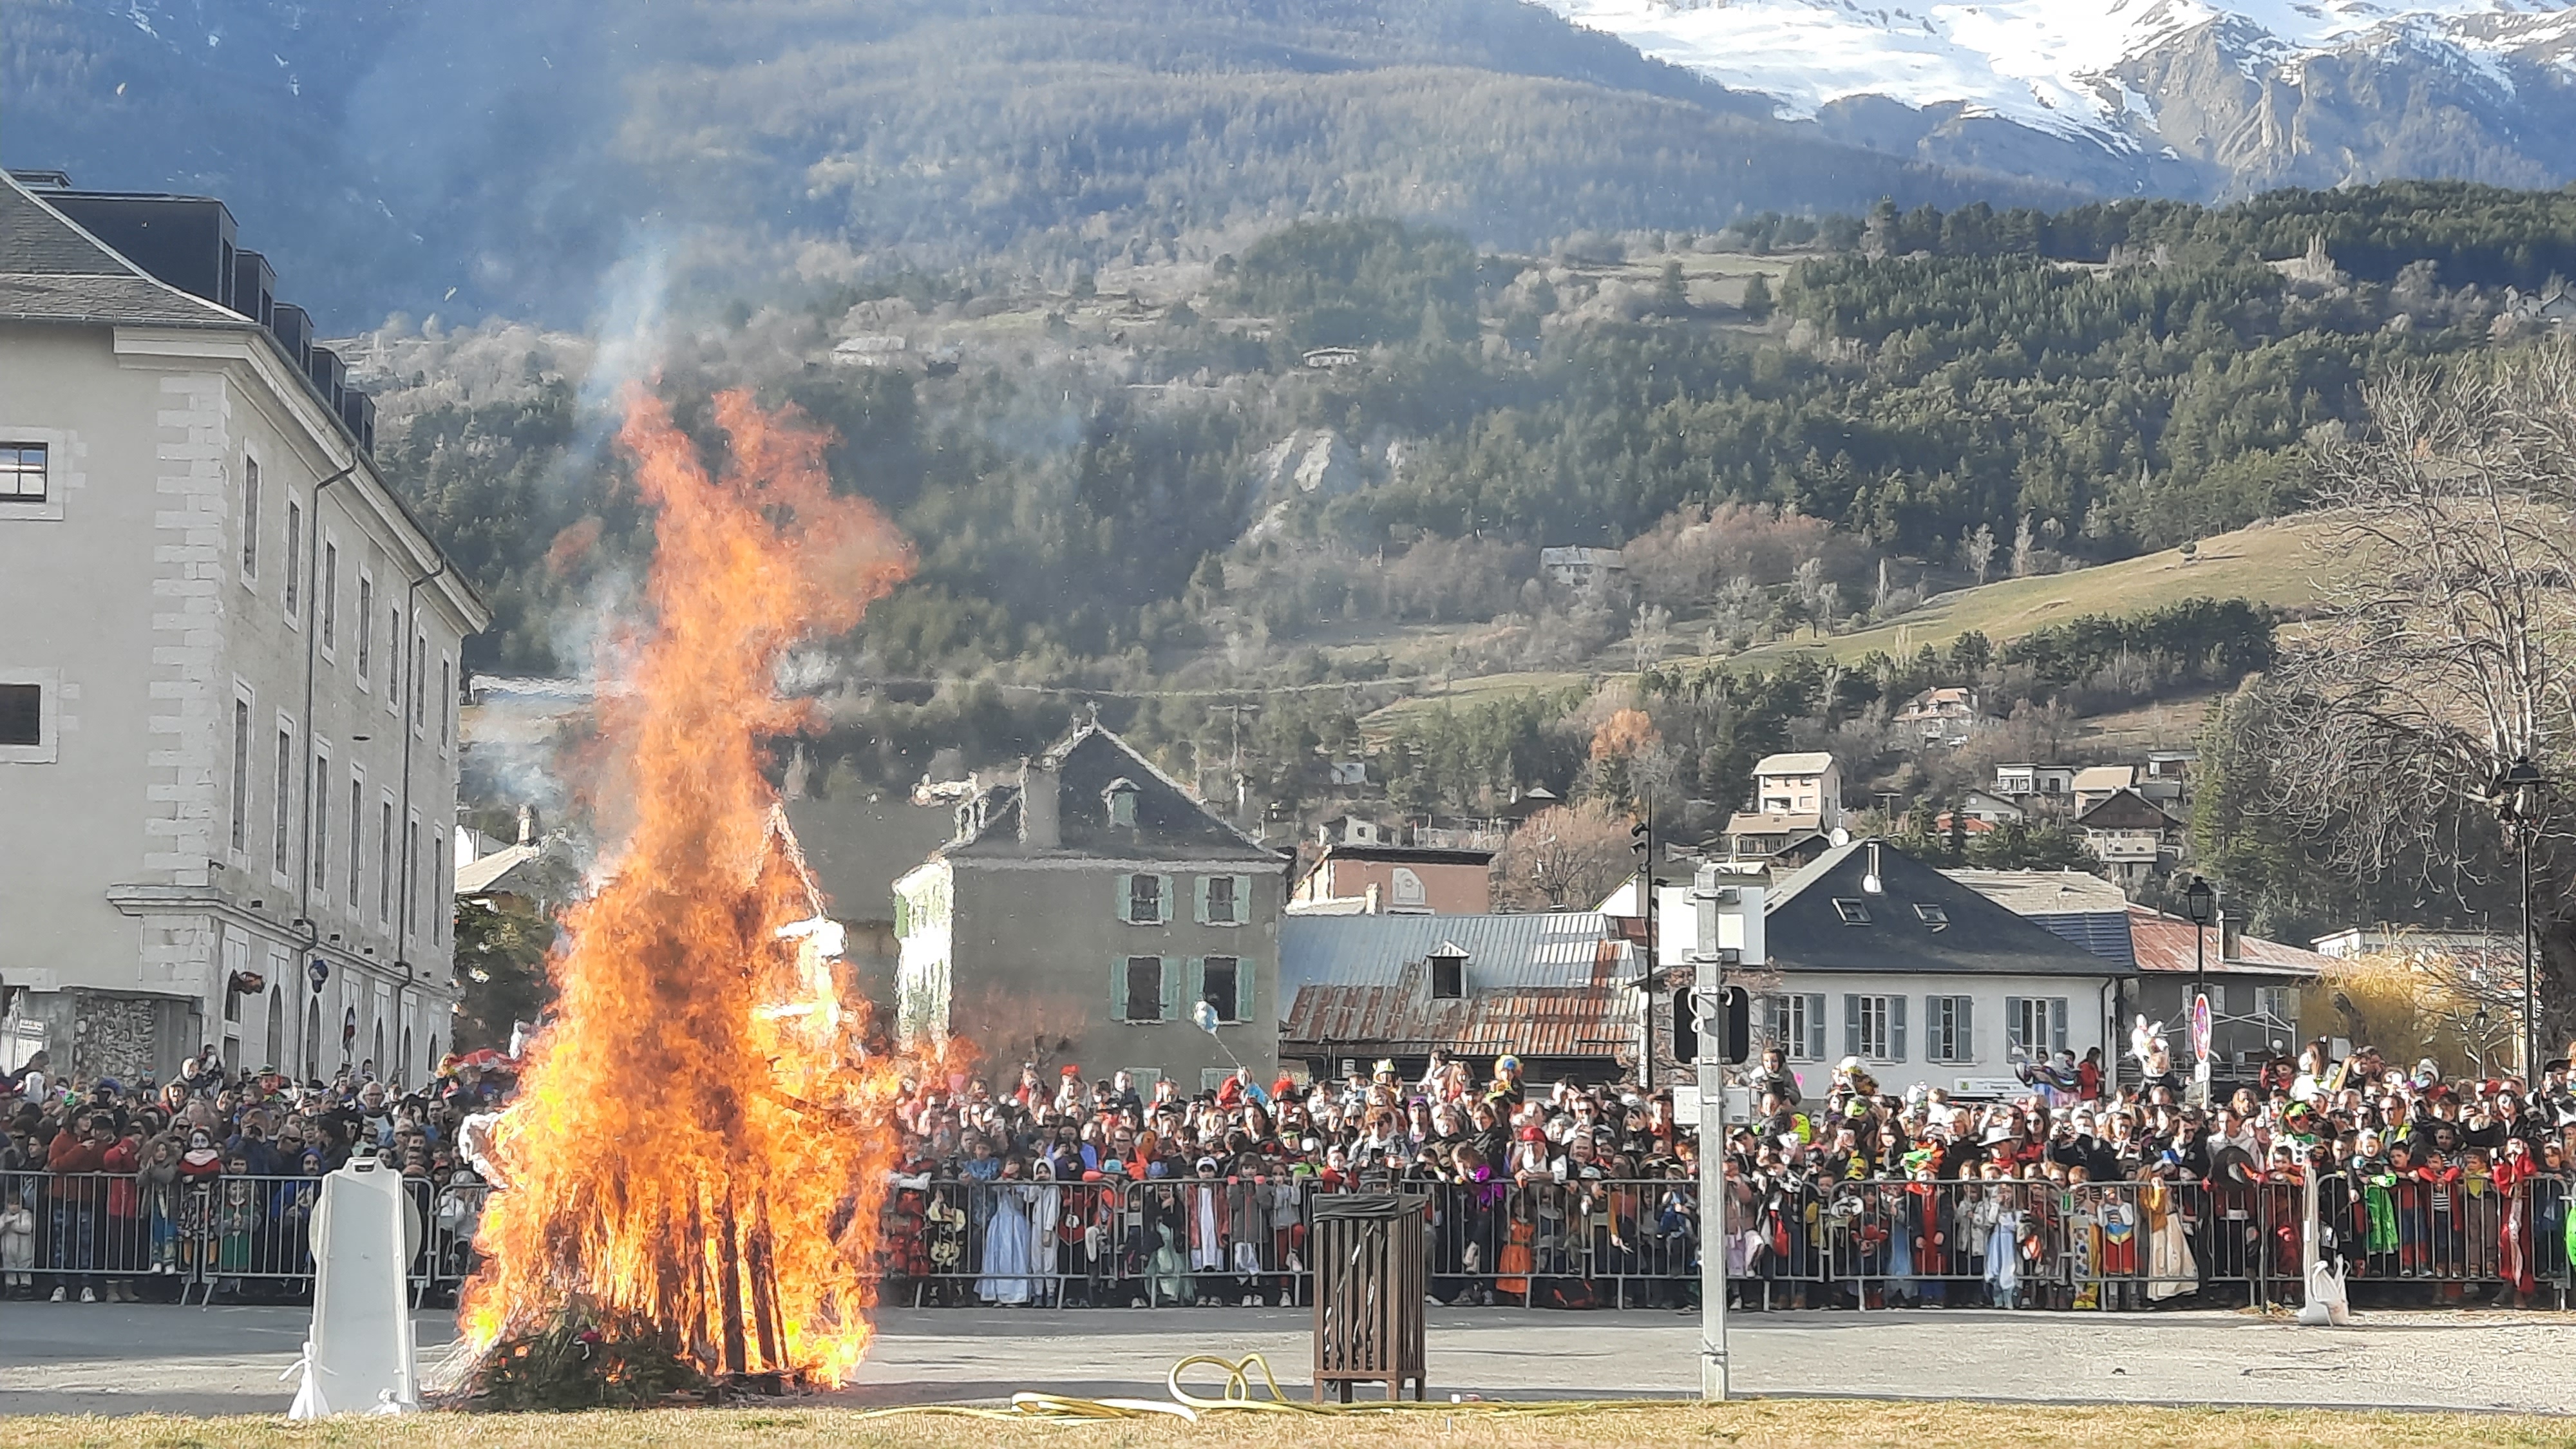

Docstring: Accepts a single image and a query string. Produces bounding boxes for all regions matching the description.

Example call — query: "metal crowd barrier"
[12,1169,2569,1311]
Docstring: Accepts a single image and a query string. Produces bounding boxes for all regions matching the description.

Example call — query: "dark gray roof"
[2027,912,2139,970]
[782,791,960,922]
[1766,839,2133,978]
[946,723,1283,864]
[0,174,241,328]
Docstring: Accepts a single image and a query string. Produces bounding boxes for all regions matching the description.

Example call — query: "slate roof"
[1766,839,2132,978]
[943,723,1283,864]
[0,173,242,328]
[782,791,961,922]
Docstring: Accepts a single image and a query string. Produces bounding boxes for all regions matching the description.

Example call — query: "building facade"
[0,173,488,1085]
[1291,844,1493,914]
[893,722,1287,1092]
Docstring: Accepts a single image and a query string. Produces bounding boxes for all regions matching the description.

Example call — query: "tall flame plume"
[461,389,916,1385]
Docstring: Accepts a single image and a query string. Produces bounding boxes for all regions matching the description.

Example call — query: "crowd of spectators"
[0,1047,500,1303]
[6,1032,2575,1313]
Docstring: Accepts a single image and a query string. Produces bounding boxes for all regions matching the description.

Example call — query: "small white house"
[1736,839,2134,1100]
[1751,751,1842,829]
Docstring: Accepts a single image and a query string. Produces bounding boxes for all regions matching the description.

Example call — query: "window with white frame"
[272,722,295,876]
[347,770,366,907]
[355,573,374,685]
[2004,996,2069,1059]
[1203,873,1240,925]
[311,746,331,900]
[1122,955,1167,1021]
[377,798,395,923]
[230,692,253,854]
[1767,991,1826,1062]
[0,670,59,764]
[1848,992,1903,1062]
[1125,873,1166,924]
[439,656,453,752]
[283,497,303,620]
[1925,994,1975,1065]
[321,540,339,654]
[240,456,261,579]
[0,444,46,501]
[2255,985,2295,1030]
[1200,955,1242,1023]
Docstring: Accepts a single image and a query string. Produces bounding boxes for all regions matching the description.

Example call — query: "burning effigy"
[455,390,916,1405]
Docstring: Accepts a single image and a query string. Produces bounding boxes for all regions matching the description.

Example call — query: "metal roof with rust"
[2126,904,2333,978]
[1276,911,1636,1056]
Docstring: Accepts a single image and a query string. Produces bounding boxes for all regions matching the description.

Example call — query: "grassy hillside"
[1716,518,2331,672]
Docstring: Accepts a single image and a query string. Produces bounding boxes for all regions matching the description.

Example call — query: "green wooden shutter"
[1889,994,1907,1062]
[1156,874,1176,924]
[1184,957,1206,1019]
[1236,958,1257,1025]
[1233,874,1255,925]
[1159,956,1182,1021]
[1111,956,1129,1021]
[1193,876,1211,925]
[1114,872,1135,924]
[2049,998,2068,1054]
[2003,997,2027,1057]
[1804,995,1826,1063]
[1957,996,1975,1065]
[1843,994,1861,1059]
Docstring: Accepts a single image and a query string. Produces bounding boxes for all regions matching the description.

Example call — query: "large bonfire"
[460,390,915,1391]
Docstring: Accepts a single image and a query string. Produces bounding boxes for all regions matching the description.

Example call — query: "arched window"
[401,1027,414,1085]
[372,1020,386,1081]
[305,1000,321,1080]
[265,987,283,1070]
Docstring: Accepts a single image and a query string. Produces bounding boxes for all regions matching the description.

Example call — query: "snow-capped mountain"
[1535,0,2576,195]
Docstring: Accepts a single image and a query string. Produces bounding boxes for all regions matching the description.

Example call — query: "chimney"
[516,804,539,846]
[1365,882,1382,915]
[2219,907,2243,963]
[1021,757,1060,849]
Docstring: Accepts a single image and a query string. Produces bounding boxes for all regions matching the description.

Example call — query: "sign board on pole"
[2190,992,2213,1063]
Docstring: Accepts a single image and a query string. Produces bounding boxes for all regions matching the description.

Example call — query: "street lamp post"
[2490,757,2548,1083]
[2184,875,2215,1103]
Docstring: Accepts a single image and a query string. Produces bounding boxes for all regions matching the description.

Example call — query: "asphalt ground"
[4,1302,2572,1417]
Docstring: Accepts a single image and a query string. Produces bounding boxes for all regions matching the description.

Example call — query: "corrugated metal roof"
[2127,905,2333,977]
[1276,911,1638,1059]
[1277,911,1631,994]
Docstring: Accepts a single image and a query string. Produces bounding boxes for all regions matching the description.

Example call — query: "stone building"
[0,172,488,1085]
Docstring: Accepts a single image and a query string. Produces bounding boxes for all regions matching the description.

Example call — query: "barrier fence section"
[9,1170,2570,1309]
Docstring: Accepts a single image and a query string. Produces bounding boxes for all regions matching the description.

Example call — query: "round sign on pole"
[2190,992,2213,1062]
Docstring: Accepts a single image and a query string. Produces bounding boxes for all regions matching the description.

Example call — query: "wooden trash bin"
[1310,1192,1428,1403]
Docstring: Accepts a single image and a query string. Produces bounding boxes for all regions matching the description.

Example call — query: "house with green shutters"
[891,721,1287,1093]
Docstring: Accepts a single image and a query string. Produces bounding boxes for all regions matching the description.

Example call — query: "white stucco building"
[0,172,488,1086]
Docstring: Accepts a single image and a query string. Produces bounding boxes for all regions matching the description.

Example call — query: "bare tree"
[1492,799,1635,911]
[1964,523,1996,585]
[2250,343,2576,1052]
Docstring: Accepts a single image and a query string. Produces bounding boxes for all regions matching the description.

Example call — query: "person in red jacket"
[44,1114,109,1302]
[100,1126,144,1303]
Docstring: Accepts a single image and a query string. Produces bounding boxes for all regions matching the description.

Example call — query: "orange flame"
[460,389,916,1385]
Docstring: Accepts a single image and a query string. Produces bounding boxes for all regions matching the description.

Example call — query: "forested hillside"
[1,0,2054,324]
[372,185,2576,798]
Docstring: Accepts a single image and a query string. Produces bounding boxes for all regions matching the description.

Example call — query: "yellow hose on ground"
[848,1353,1694,1425]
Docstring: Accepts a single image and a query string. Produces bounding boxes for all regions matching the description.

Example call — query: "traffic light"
[1674,985,1751,1065]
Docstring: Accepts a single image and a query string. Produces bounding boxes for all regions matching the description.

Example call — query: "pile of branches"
[457,1307,715,1412]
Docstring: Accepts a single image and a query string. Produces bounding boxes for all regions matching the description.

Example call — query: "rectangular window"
[348,771,365,905]
[2004,996,2070,1059]
[1124,956,1165,1021]
[1853,994,1892,1061]
[1769,992,1827,1062]
[283,498,303,619]
[0,683,37,746]
[2255,986,2295,1028]
[272,725,294,876]
[1430,954,1465,1000]
[387,605,402,714]
[379,800,394,923]
[311,749,331,898]
[439,658,452,751]
[321,542,339,652]
[412,629,427,730]
[240,457,260,578]
[1205,873,1238,925]
[403,819,420,938]
[1844,993,1906,1063]
[355,575,374,684]
[1201,956,1240,1023]
[230,696,252,853]
[1926,994,1975,1065]
[1127,873,1163,924]
[1832,898,1871,925]
[0,444,46,501]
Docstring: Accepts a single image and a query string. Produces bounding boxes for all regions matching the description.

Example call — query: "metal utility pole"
[2492,757,2548,1082]
[1691,863,1729,1401]
[1631,805,1653,1092]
